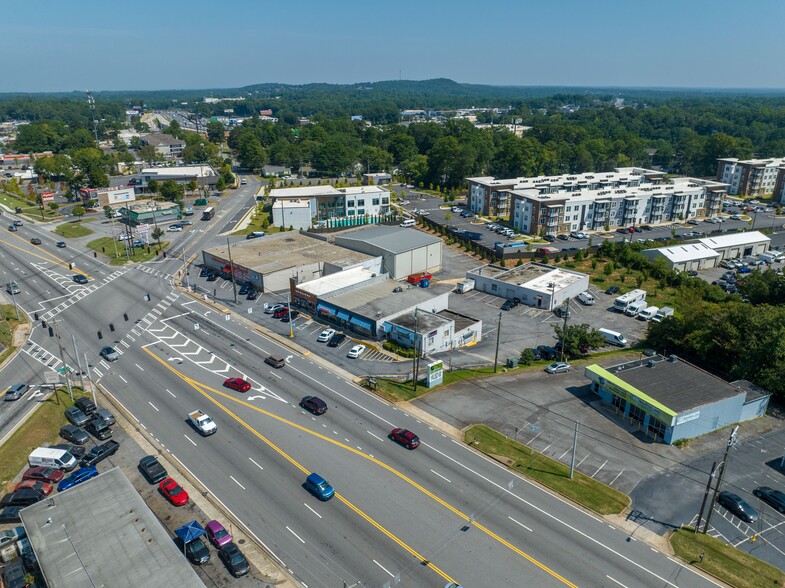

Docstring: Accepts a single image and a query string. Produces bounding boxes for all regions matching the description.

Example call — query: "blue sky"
[3,0,785,92]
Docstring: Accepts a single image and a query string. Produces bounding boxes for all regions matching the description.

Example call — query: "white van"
[28,447,78,471]
[577,291,595,305]
[624,299,648,317]
[637,306,659,321]
[599,328,627,347]
[400,219,416,228]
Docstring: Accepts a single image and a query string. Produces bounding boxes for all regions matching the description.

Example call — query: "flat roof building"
[697,230,770,260]
[20,468,205,588]
[641,243,720,271]
[267,185,393,229]
[717,157,785,197]
[387,308,482,354]
[585,356,770,444]
[119,198,180,225]
[140,133,186,159]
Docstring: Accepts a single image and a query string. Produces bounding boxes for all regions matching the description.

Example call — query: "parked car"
[554,306,571,318]
[138,455,168,484]
[73,274,89,284]
[0,507,23,524]
[500,299,517,311]
[273,307,290,319]
[206,272,218,281]
[93,407,115,426]
[14,480,53,496]
[347,345,366,359]
[545,362,570,374]
[264,303,286,314]
[542,234,556,242]
[223,378,251,392]
[80,440,119,467]
[59,424,89,445]
[303,472,334,501]
[167,224,183,232]
[75,397,97,416]
[22,466,65,484]
[754,486,785,512]
[159,477,189,506]
[4,383,28,401]
[206,520,232,548]
[65,406,89,427]
[389,428,420,449]
[605,286,620,295]
[238,283,250,295]
[280,310,300,322]
[246,289,258,300]
[57,466,99,492]
[218,542,250,577]
[327,333,347,347]
[526,348,543,361]
[100,346,119,361]
[317,329,335,342]
[300,396,328,415]
[185,537,211,565]
[85,417,112,440]
[717,491,758,523]
[536,345,557,360]
[50,443,86,460]
[1,489,45,507]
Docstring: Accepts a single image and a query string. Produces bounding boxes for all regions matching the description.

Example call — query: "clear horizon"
[3,0,785,93]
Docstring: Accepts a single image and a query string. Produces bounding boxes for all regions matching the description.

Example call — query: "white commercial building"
[698,231,770,260]
[641,243,720,271]
[716,157,785,197]
[268,185,392,225]
[272,198,312,230]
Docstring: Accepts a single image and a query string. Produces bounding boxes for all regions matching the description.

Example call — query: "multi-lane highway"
[0,185,723,587]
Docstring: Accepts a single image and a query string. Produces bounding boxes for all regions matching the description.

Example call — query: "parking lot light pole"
[703,426,738,533]
[493,311,502,373]
[695,461,718,534]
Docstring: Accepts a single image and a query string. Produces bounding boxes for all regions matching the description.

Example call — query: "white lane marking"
[140,423,147,430]
[184,434,197,446]
[610,469,625,487]
[148,401,159,412]
[373,559,395,577]
[231,348,243,355]
[268,371,281,379]
[166,389,176,398]
[430,469,452,483]
[230,476,246,490]
[249,457,264,471]
[118,375,127,384]
[606,576,628,588]
[592,459,608,478]
[304,503,322,519]
[135,363,145,371]
[508,516,533,532]
[286,526,305,544]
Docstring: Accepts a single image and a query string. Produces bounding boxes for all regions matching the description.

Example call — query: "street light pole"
[703,426,739,533]
[412,308,419,392]
[226,237,238,303]
[9,285,19,320]
[493,311,502,373]
[71,335,86,392]
[181,248,189,290]
[695,461,718,534]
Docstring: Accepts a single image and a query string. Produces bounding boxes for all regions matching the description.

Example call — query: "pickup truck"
[188,410,217,436]
[80,440,120,467]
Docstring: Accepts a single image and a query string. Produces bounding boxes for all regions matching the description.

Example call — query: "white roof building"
[641,243,720,270]
[698,231,770,260]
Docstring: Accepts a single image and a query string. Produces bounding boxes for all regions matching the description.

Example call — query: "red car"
[223,378,251,393]
[23,467,65,484]
[159,477,189,507]
[389,428,420,450]
[14,480,54,496]
[273,307,290,318]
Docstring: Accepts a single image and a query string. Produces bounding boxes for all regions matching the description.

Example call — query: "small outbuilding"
[640,243,720,271]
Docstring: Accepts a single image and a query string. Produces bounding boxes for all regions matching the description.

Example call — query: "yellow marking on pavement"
[142,347,576,587]
[0,234,92,278]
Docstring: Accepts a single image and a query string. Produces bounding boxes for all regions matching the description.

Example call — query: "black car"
[0,507,22,524]
[60,424,89,445]
[75,397,96,416]
[300,396,328,415]
[687,270,699,277]
[185,537,211,565]
[554,306,571,318]
[718,491,758,523]
[246,289,258,300]
[30,237,42,245]
[56,241,67,248]
[65,406,89,427]
[557,234,570,240]
[605,286,620,295]
[536,345,558,360]
[640,225,653,231]
[81,440,120,467]
[206,272,218,282]
[199,267,211,277]
[1,489,45,507]
[238,283,250,295]
[51,443,87,460]
[281,310,300,322]
[139,455,168,484]
[500,299,516,311]
[219,542,249,577]
[85,417,112,440]
[753,486,785,513]
[543,234,556,242]
[72,274,89,284]
[327,333,346,347]
[526,348,543,361]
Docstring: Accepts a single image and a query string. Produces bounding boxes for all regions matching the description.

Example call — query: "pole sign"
[426,360,444,388]
[44,371,60,384]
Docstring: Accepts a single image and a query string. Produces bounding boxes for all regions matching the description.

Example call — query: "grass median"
[464,424,629,515]
[670,527,784,588]
[54,220,94,238]
[0,303,27,365]
[0,387,87,492]
[87,236,169,265]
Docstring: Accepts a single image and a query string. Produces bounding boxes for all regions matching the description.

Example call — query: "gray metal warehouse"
[698,231,770,260]
[334,226,442,280]
[585,355,770,444]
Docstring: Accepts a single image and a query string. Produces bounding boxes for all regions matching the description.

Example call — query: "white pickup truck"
[187,410,217,436]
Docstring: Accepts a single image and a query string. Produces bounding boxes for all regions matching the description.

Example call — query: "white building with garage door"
[698,231,770,260]
[640,243,720,271]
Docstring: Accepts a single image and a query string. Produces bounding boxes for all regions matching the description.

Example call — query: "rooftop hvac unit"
[668,354,678,362]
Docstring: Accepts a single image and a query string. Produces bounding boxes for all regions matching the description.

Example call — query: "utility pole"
[71,335,86,392]
[9,284,19,320]
[559,298,570,363]
[51,320,72,400]
[412,308,419,392]
[181,248,189,289]
[286,290,294,338]
[84,352,97,407]
[493,311,502,373]
[695,462,718,534]
[703,426,739,533]
[569,421,579,479]
[226,237,238,303]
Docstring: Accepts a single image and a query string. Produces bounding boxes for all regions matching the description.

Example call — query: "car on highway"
[718,491,758,523]
[303,472,334,501]
[280,310,299,322]
[300,396,328,415]
[65,406,89,427]
[219,542,250,577]
[545,362,571,374]
[57,466,99,492]
[75,397,96,416]
[347,344,366,358]
[80,440,119,467]
[185,537,211,565]
[4,383,28,401]
[317,329,335,342]
[23,467,65,484]
[389,428,420,449]
[139,455,168,484]
[223,377,251,393]
[30,237,42,245]
[72,274,89,284]
[56,241,66,248]
[167,224,183,232]
[206,520,232,548]
[753,486,785,512]
[327,333,347,347]
[7,224,17,232]
[59,424,89,445]
[100,346,119,361]
[13,220,22,227]
[159,477,189,506]
[14,480,53,496]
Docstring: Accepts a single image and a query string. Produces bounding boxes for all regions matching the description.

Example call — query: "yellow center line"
[142,348,576,587]
[0,234,92,278]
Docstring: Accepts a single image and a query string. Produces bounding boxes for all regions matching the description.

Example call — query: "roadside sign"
[56,365,73,375]
[44,371,60,384]
[137,223,150,233]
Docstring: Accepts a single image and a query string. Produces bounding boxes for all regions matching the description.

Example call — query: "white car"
[167,225,183,232]
[317,329,335,342]
[347,345,366,359]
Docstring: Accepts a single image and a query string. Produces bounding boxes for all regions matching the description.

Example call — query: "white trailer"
[613,289,647,312]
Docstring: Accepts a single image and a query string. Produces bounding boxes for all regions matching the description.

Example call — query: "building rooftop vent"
[668,354,679,362]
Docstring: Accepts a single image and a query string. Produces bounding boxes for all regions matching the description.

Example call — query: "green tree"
[139,144,158,165]
[159,180,185,201]
[72,205,85,219]
[48,202,59,211]
[552,323,605,358]
[603,262,615,275]
[519,348,535,366]
[206,120,225,144]
[151,227,165,247]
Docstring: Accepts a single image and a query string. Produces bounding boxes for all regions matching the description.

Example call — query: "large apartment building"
[468,168,727,236]
[716,157,785,197]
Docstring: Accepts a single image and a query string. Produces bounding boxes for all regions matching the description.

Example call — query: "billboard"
[105,188,136,206]
[426,360,444,388]
[40,191,55,203]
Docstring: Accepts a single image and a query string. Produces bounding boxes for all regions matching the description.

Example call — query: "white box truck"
[599,328,627,347]
[613,289,647,312]
[457,279,475,294]
[651,307,674,323]
[187,410,217,436]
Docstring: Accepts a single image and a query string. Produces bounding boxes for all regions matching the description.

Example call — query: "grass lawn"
[465,424,629,515]
[0,387,88,491]
[86,236,169,265]
[0,191,63,221]
[0,304,27,365]
[233,203,284,236]
[54,220,94,238]
[670,528,785,588]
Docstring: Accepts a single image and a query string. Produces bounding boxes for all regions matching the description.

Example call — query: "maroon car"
[389,428,420,450]
[22,467,65,484]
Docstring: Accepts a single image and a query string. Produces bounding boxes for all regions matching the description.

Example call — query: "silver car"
[99,346,119,361]
[4,383,28,401]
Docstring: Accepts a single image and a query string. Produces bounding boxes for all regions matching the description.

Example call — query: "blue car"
[57,466,99,492]
[303,473,334,501]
